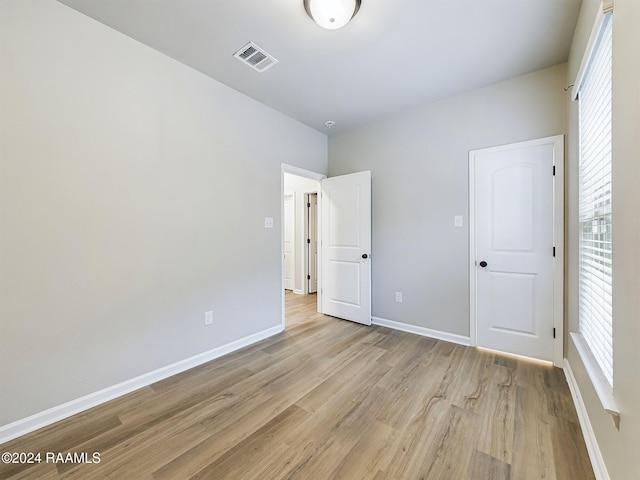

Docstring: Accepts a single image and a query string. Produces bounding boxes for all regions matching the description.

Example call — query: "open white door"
[321,171,371,325]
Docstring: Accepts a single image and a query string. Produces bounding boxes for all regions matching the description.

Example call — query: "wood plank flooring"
[0,292,594,479]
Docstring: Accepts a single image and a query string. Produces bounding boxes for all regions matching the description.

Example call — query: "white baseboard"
[563,359,610,480]
[371,316,471,346]
[0,325,283,445]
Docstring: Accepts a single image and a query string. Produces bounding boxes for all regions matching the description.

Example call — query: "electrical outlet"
[204,310,213,326]
[395,292,403,303]
[454,215,463,227]
[264,217,274,229]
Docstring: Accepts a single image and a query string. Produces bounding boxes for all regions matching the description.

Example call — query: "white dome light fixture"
[304,0,361,30]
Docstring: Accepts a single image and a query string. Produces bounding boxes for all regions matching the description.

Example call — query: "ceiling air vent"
[233,42,278,73]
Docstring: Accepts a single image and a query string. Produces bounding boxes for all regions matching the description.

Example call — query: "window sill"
[570,332,620,429]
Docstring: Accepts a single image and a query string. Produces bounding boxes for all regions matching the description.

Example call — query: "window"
[578,14,613,387]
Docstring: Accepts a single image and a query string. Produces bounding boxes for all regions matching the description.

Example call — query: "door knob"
[479,260,488,268]
[362,253,368,259]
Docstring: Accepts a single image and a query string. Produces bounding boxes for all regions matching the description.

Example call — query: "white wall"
[328,64,566,338]
[565,1,640,478]
[283,173,320,294]
[0,0,327,428]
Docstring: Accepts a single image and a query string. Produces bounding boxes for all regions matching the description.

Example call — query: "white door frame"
[281,164,326,328]
[283,192,295,291]
[468,135,564,366]
[305,192,319,294]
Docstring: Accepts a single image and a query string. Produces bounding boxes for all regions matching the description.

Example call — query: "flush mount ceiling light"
[304,0,361,30]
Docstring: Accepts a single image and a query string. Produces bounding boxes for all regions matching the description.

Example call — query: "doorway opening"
[281,165,373,329]
[281,165,324,329]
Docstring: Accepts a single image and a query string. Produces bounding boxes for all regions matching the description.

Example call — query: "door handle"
[479,260,488,268]
[362,254,368,259]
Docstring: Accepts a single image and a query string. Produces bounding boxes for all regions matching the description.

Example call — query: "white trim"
[468,135,564,366]
[563,359,611,480]
[551,136,565,366]
[0,325,282,445]
[283,191,296,292]
[372,317,471,346]
[468,151,477,347]
[570,333,620,427]
[281,164,326,182]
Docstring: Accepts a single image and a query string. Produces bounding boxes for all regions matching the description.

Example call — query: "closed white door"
[321,171,371,325]
[307,193,318,294]
[283,193,295,291]
[472,138,558,361]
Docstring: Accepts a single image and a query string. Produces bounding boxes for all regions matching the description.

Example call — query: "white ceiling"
[58,0,582,135]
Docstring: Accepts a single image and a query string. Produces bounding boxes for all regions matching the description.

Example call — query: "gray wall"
[329,64,566,337]
[565,1,640,478]
[0,0,327,427]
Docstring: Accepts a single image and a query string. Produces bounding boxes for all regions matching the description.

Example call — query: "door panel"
[321,171,371,325]
[328,261,361,306]
[491,165,534,251]
[327,186,361,247]
[474,140,554,361]
[489,272,535,335]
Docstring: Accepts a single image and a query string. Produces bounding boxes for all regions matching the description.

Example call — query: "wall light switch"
[204,311,213,326]
[454,215,463,227]
[264,217,274,229]
[395,292,403,303]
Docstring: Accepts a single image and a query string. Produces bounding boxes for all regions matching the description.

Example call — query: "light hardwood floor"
[0,292,594,479]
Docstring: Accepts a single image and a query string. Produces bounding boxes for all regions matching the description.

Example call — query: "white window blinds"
[578,14,613,387]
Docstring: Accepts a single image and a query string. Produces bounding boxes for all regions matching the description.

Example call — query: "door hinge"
[307,275,311,280]
[553,246,556,257]
[553,165,556,176]
[307,238,311,244]
[307,203,311,208]
[553,327,556,339]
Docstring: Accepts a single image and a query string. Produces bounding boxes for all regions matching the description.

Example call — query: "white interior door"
[283,193,295,291]
[472,138,557,362]
[307,193,318,294]
[321,171,371,325]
